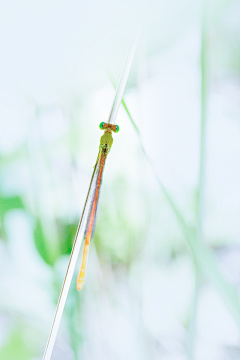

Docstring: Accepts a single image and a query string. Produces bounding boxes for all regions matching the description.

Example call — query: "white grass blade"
[107,32,139,125]
[42,161,100,360]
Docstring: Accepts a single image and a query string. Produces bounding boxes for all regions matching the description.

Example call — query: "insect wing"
[76,152,106,290]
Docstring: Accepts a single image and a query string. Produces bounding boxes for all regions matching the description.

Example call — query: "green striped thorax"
[99,122,119,154]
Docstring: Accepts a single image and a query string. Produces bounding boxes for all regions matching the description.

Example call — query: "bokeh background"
[1,0,240,359]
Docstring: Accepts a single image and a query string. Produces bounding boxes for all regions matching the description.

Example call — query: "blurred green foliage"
[1,1,240,360]
[0,195,24,241]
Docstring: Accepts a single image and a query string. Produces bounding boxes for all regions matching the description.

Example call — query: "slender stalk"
[187,262,200,360]
[187,258,200,358]
[107,32,139,125]
[42,35,139,360]
[198,7,208,243]
[187,8,209,359]
[111,85,240,331]
[42,164,97,360]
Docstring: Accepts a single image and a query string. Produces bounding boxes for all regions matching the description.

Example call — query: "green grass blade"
[111,81,240,329]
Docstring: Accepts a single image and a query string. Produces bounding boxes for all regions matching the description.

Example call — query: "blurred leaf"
[34,219,54,266]
[0,144,28,165]
[0,327,34,360]
[0,195,24,241]
[0,195,24,216]
[58,220,78,256]
[34,217,80,266]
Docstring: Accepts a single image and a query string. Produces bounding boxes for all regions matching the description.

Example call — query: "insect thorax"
[100,131,113,153]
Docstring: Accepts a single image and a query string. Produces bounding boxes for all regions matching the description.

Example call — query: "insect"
[43,33,138,360]
[43,122,121,360]
[76,122,119,290]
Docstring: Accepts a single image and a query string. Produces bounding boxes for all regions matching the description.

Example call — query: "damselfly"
[76,122,119,290]
[42,33,139,360]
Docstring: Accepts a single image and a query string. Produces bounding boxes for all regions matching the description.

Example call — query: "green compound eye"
[99,122,105,130]
[115,125,120,133]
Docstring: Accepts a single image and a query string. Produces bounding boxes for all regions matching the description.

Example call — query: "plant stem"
[187,262,200,360]
[198,6,208,243]
[188,8,209,359]
[111,79,240,330]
